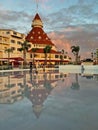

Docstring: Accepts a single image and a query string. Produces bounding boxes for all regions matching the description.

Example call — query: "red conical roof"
[31,13,43,28]
[26,13,54,46]
[26,27,54,45]
[33,13,42,22]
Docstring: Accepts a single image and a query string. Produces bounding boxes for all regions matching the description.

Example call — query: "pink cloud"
[63,26,83,32]
[48,31,94,60]
[48,32,72,56]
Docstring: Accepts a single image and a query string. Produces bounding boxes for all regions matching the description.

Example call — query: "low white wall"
[59,65,98,74]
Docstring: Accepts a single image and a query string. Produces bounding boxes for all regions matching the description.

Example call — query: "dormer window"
[31,36,33,39]
[39,36,41,39]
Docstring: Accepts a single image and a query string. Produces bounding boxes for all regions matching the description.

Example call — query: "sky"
[0,0,98,59]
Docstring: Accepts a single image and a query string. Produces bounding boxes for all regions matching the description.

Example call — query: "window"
[6,31,10,34]
[30,54,32,58]
[64,55,67,59]
[31,36,33,39]
[11,47,15,50]
[11,91,15,95]
[4,47,7,50]
[17,41,22,44]
[39,36,41,39]
[18,89,21,93]
[11,40,15,43]
[13,32,17,35]
[17,48,21,51]
[55,55,59,58]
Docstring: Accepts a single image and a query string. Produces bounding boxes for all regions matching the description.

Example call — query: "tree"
[5,47,15,69]
[96,49,98,64]
[18,40,31,68]
[30,48,38,65]
[43,45,52,65]
[60,49,64,65]
[71,46,80,64]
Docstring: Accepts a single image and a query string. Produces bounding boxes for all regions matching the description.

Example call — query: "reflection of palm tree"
[71,74,80,90]
[5,73,11,88]
[22,71,30,97]
[4,72,23,103]
[29,71,38,87]
[43,72,52,90]
[27,72,53,118]
[18,71,29,98]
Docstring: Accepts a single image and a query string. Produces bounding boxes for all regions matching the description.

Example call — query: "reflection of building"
[0,72,24,103]
[29,87,52,118]
[26,72,59,118]
[71,74,80,90]
[81,73,98,81]
[0,88,23,104]
[0,70,67,117]
[26,70,67,118]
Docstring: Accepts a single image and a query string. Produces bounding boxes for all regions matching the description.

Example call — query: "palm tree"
[43,45,52,65]
[5,47,15,69]
[96,49,98,64]
[60,49,65,65]
[18,40,31,68]
[30,48,38,65]
[71,46,80,64]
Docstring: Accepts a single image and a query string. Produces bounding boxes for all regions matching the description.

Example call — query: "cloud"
[0,8,33,32]
[48,31,72,55]
[43,1,98,59]
[0,0,98,59]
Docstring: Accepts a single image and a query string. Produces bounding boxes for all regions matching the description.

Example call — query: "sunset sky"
[0,0,98,59]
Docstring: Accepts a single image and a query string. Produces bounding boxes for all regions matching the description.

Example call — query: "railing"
[0,65,13,70]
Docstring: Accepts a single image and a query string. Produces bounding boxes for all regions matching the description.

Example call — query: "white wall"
[59,65,98,74]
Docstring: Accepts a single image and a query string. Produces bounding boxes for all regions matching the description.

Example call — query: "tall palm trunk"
[75,53,78,65]
[23,50,26,69]
[45,53,47,65]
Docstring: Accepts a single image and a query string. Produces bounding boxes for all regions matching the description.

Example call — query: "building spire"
[32,13,43,28]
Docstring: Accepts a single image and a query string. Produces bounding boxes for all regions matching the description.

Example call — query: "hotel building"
[0,29,25,66]
[0,13,71,67]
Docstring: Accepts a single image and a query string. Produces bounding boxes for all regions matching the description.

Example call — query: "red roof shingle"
[25,13,54,46]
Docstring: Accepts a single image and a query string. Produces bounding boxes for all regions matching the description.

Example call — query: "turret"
[32,13,43,28]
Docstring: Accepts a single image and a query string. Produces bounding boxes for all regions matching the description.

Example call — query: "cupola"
[32,13,43,28]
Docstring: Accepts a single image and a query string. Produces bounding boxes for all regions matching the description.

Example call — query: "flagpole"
[36,0,38,12]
